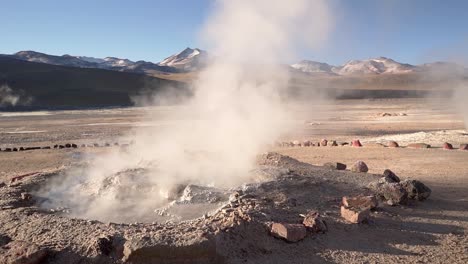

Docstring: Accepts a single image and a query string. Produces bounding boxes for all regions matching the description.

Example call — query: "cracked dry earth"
[0,152,467,263]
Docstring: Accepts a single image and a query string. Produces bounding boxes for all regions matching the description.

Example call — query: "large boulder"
[350,161,368,173]
[270,223,307,242]
[400,179,431,201]
[340,206,370,224]
[368,182,408,206]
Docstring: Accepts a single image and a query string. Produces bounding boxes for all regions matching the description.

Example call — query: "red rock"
[270,223,307,242]
[459,144,468,151]
[443,142,454,150]
[387,141,399,148]
[302,211,327,233]
[351,140,362,147]
[342,195,377,209]
[407,143,431,149]
[340,206,370,224]
[350,161,368,173]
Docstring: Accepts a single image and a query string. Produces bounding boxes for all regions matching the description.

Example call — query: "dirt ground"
[0,98,467,263]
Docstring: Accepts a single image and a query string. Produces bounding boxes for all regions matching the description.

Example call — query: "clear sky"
[1,0,467,66]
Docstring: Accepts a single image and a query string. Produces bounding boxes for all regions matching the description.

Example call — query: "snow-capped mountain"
[290,60,335,74]
[101,57,135,68]
[158,47,208,70]
[291,57,419,76]
[335,57,416,75]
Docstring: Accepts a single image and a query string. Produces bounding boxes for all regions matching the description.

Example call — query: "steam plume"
[38,0,333,222]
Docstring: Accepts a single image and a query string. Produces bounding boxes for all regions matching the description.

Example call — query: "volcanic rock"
[350,161,368,173]
[71,143,78,148]
[330,140,338,146]
[443,142,454,150]
[459,144,468,150]
[369,182,408,206]
[400,179,431,201]
[351,140,362,147]
[0,240,48,264]
[340,142,349,146]
[302,211,327,233]
[65,143,71,148]
[387,141,399,147]
[342,195,377,210]
[323,162,347,170]
[407,143,431,149]
[379,169,400,183]
[270,223,307,242]
[340,206,370,224]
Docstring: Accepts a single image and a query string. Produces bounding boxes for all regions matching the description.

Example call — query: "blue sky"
[1,0,467,65]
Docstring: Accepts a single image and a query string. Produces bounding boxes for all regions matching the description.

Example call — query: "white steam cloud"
[38,0,333,222]
[0,84,20,106]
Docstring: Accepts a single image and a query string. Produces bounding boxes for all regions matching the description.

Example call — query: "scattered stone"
[459,144,468,151]
[369,182,408,206]
[59,145,65,149]
[94,143,100,147]
[0,182,5,188]
[0,240,48,264]
[71,144,78,148]
[53,144,58,149]
[21,192,33,201]
[302,141,311,147]
[302,211,327,233]
[292,140,301,147]
[4,148,12,152]
[407,143,431,149]
[443,142,454,150]
[350,161,368,173]
[340,206,370,224]
[65,143,71,148]
[105,143,111,147]
[351,140,362,147]
[340,142,349,146]
[41,146,51,149]
[330,140,338,146]
[19,147,24,151]
[379,169,400,183]
[323,162,347,170]
[12,148,18,151]
[342,195,377,210]
[387,141,399,148]
[320,139,328,146]
[400,179,431,201]
[270,223,307,242]
[81,144,86,148]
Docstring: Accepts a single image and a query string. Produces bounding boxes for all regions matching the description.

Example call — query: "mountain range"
[0,47,466,109]
[5,48,466,77]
